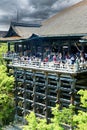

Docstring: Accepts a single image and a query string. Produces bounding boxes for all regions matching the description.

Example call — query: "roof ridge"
[11,22,42,27]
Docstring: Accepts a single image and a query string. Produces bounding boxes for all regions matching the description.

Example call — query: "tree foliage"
[0,65,14,126]
[23,90,87,130]
[0,44,14,127]
[23,109,63,130]
[0,44,7,65]
[77,90,87,108]
[73,90,87,130]
[23,105,74,130]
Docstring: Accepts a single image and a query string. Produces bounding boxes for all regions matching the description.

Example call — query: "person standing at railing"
[74,56,80,71]
[79,52,85,63]
[57,52,62,61]
[84,53,87,61]
[70,55,75,64]
[53,54,57,62]
[43,57,48,62]
[47,54,51,62]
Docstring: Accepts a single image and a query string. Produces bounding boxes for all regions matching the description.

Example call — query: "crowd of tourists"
[42,51,86,65]
[4,50,87,66]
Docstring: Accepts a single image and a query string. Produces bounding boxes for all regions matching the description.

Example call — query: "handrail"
[11,57,87,73]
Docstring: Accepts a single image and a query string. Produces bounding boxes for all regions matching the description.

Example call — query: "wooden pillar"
[22,44,24,55]
[32,70,36,113]
[6,42,11,72]
[68,40,71,55]
[70,76,76,130]
[39,38,43,60]
[26,41,28,50]
[7,42,10,52]
[70,76,76,105]
[44,72,49,122]
[14,68,18,122]
[81,42,84,52]
[14,43,18,53]
[23,69,27,124]
[56,74,61,105]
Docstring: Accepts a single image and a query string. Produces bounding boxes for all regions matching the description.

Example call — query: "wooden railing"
[3,53,87,73]
[12,57,87,73]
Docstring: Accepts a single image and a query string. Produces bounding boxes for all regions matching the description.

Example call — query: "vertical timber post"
[56,73,61,106]
[70,76,76,105]
[44,72,49,123]
[6,42,11,73]
[14,68,18,123]
[7,42,10,52]
[70,76,76,130]
[32,70,36,113]
[23,69,26,124]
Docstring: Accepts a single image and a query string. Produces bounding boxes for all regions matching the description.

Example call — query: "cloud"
[19,0,82,22]
[0,0,82,30]
[52,0,82,10]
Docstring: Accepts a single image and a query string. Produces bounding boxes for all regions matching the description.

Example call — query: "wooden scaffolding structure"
[10,64,87,123]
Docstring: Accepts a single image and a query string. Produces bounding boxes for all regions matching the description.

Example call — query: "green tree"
[23,112,38,130]
[73,90,87,130]
[23,89,87,130]
[0,44,7,65]
[0,44,15,129]
[78,90,87,108]
[23,110,63,130]
[0,53,14,125]
[0,65,14,126]
[23,105,74,130]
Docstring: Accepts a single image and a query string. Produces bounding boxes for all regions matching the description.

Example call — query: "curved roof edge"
[4,25,21,37]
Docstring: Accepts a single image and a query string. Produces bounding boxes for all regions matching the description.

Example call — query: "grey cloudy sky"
[0,0,82,30]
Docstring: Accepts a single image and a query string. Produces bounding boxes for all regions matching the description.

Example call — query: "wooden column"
[39,39,43,60]
[56,74,61,105]
[7,42,10,52]
[32,70,36,113]
[22,44,24,55]
[14,68,18,123]
[14,43,18,53]
[68,40,71,55]
[70,76,76,105]
[6,42,11,73]
[23,69,27,124]
[44,72,49,122]
[70,76,76,130]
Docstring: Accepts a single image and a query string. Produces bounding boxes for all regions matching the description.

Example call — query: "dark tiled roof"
[11,0,87,37]
[0,31,7,37]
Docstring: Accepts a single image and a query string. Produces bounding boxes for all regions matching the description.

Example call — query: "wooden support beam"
[70,77,76,105]
[22,69,27,124]
[44,72,49,122]
[32,70,36,113]
[7,42,10,52]
[14,68,19,123]
[12,66,87,124]
[56,74,61,105]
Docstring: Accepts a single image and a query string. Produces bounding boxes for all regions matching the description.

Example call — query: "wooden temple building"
[1,0,87,123]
